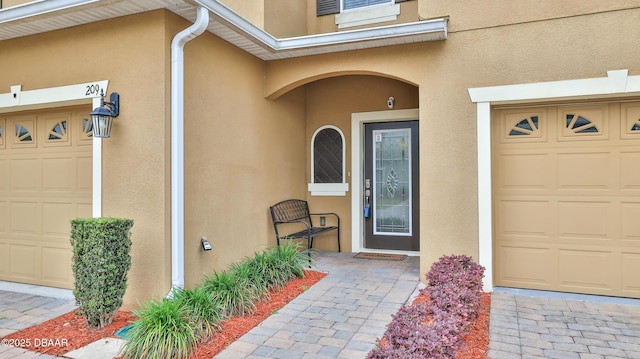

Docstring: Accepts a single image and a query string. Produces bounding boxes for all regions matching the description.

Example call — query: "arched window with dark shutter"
[309,126,349,196]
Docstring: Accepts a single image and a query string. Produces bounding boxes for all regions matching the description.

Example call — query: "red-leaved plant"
[368,254,485,359]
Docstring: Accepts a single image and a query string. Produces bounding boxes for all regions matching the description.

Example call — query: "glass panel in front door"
[373,128,412,236]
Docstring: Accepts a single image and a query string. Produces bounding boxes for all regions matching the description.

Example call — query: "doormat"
[354,252,407,261]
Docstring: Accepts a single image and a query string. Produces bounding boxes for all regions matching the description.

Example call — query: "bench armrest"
[309,212,340,227]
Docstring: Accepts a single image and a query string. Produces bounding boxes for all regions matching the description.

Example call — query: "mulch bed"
[455,292,491,359]
[3,271,490,358]
[2,310,135,356]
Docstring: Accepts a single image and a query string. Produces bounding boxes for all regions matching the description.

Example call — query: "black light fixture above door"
[91,90,120,138]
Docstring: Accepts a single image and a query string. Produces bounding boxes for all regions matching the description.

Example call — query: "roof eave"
[194,0,447,60]
[0,0,448,61]
[0,0,98,24]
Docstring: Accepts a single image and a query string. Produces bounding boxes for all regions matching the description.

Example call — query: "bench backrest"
[270,199,311,224]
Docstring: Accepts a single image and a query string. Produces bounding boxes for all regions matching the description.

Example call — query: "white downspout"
[170,6,209,291]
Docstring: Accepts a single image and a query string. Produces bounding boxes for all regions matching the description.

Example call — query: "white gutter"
[170,6,209,292]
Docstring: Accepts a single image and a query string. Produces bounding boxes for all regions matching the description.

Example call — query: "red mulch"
[2,310,135,356]
[456,292,491,359]
[2,270,327,358]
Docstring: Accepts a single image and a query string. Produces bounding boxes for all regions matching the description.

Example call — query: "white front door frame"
[350,108,419,254]
[468,69,640,292]
[0,81,109,218]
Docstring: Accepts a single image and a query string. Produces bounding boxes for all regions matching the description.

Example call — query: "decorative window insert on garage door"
[493,102,640,298]
[0,107,93,289]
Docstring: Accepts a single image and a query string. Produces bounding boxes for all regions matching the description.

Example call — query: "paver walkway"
[489,289,640,359]
[214,251,421,358]
[0,286,75,359]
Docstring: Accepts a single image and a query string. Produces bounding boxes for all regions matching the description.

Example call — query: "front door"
[363,121,419,251]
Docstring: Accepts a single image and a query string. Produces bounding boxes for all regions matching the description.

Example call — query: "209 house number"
[85,84,101,96]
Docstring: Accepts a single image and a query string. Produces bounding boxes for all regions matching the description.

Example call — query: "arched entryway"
[273,74,420,254]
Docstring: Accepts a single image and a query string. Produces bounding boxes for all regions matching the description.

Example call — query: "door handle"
[364,186,371,218]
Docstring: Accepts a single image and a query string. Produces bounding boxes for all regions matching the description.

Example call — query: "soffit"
[0,0,447,61]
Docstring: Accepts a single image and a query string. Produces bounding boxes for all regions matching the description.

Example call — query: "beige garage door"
[493,102,640,298]
[0,107,92,289]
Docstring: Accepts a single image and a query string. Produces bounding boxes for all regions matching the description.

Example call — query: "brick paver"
[489,291,640,359]
[0,289,75,359]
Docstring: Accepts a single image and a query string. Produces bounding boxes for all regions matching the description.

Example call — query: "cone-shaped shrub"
[70,217,133,328]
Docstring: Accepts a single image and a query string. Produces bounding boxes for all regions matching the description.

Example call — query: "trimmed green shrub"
[123,299,198,359]
[246,248,289,292]
[70,217,133,328]
[202,268,259,317]
[172,286,224,339]
[275,241,307,278]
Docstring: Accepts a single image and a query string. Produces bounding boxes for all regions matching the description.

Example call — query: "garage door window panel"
[44,114,71,147]
[559,107,608,141]
[620,103,640,139]
[500,111,546,143]
[10,118,36,148]
[566,114,598,134]
[509,116,539,136]
[77,118,94,145]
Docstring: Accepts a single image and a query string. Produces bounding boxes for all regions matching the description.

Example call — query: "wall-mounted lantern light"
[91,91,120,138]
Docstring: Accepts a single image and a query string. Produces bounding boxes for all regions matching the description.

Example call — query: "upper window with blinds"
[318,0,407,16]
[344,0,393,11]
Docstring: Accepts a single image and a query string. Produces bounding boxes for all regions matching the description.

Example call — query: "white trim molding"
[350,108,419,253]
[468,69,640,293]
[0,80,108,218]
[336,4,400,29]
[308,183,349,196]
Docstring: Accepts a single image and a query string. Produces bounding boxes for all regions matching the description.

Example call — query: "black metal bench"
[269,199,340,254]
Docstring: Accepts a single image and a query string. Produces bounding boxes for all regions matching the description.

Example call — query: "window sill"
[308,183,349,196]
[336,4,400,29]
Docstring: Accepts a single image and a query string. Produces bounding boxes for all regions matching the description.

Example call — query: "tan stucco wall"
[0,10,172,310]
[1,0,31,9]
[220,0,265,29]
[265,0,307,37]
[420,0,640,32]
[265,4,640,281]
[304,76,419,252]
[181,25,308,287]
